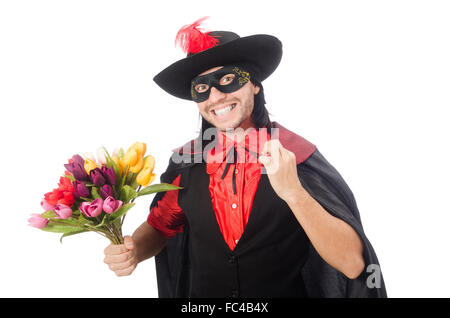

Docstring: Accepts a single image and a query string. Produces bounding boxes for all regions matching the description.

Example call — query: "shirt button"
[231,203,237,209]
[235,239,239,244]
[235,169,239,174]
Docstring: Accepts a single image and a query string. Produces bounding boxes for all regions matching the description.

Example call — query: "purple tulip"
[101,166,116,185]
[64,155,89,181]
[53,204,73,219]
[80,198,103,218]
[103,196,123,214]
[99,184,114,200]
[28,214,48,228]
[40,199,55,211]
[72,181,90,199]
[90,168,105,187]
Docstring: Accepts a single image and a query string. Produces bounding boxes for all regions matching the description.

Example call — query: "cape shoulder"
[273,122,316,164]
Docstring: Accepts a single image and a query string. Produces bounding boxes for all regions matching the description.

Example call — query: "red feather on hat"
[175,17,219,55]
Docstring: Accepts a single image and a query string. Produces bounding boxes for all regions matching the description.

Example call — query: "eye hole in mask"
[194,73,235,94]
[191,66,251,102]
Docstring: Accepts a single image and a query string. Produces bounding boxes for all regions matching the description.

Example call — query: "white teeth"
[213,104,236,116]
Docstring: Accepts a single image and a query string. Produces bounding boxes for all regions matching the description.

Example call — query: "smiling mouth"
[212,103,237,116]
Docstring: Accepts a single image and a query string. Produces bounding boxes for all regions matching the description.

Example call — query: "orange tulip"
[112,156,124,174]
[136,166,156,186]
[129,156,144,173]
[123,149,138,167]
[130,142,147,157]
[143,155,155,171]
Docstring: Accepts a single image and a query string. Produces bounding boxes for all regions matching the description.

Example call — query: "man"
[103,18,387,298]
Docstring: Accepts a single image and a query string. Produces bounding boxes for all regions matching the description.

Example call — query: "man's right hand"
[104,235,138,276]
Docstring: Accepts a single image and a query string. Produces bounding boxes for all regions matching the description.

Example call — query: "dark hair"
[198,80,271,149]
[250,81,272,131]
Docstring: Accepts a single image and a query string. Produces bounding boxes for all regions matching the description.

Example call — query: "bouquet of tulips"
[28,142,180,244]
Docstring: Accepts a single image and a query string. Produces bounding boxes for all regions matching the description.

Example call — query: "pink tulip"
[53,204,73,219]
[103,196,123,214]
[40,199,55,211]
[28,214,49,228]
[80,198,103,217]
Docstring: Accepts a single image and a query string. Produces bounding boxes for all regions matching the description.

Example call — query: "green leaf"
[60,229,89,243]
[109,203,135,222]
[121,185,138,203]
[78,213,94,226]
[91,187,101,199]
[41,210,57,219]
[62,217,82,226]
[40,222,83,233]
[112,216,122,228]
[92,214,107,228]
[79,196,94,202]
[130,178,139,190]
[64,173,75,182]
[137,183,182,197]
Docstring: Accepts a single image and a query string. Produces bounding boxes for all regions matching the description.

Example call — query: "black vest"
[178,163,310,298]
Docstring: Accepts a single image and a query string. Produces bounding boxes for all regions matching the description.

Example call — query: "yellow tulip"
[84,158,98,174]
[123,149,138,167]
[147,173,156,185]
[136,166,156,186]
[143,155,155,171]
[129,156,144,173]
[130,142,147,157]
[112,156,124,174]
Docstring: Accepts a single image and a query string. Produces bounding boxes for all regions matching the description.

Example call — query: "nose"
[208,86,226,104]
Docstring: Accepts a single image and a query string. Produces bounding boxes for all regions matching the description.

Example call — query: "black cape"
[150,122,387,298]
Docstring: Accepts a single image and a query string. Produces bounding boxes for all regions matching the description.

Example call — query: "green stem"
[103,219,123,245]
[131,186,142,203]
[109,227,123,244]
[49,219,117,242]
[121,185,141,228]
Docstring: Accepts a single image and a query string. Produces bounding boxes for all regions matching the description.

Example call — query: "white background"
[1,0,449,298]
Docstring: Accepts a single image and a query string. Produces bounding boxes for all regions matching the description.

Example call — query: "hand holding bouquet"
[28,142,180,244]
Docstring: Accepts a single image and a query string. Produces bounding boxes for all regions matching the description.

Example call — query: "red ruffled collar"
[205,128,269,175]
[171,122,317,167]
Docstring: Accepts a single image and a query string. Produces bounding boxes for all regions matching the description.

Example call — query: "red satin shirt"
[148,128,270,251]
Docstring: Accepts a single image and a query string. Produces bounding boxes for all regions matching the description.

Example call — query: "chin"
[215,119,244,132]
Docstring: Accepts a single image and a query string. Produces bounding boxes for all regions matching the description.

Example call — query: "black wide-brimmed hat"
[153,18,283,101]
